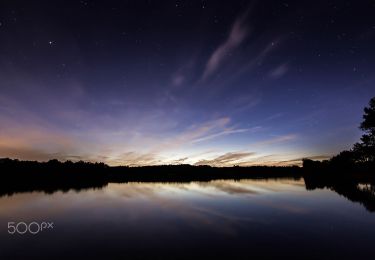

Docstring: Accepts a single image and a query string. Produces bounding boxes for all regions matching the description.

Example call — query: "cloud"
[107,152,160,166]
[269,63,289,78]
[219,94,262,114]
[0,113,82,161]
[171,73,185,87]
[250,134,297,148]
[236,154,332,167]
[0,146,56,161]
[152,117,233,152]
[0,103,255,166]
[152,117,257,155]
[202,12,250,80]
[272,155,331,166]
[192,127,258,143]
[168,157,189,165]
[195,152,255,167]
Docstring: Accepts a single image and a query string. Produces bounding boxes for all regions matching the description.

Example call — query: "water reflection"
[303,175,375,212]
[1,175,374,213]
[1,178,375,259]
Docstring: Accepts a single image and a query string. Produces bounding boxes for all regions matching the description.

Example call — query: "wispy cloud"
[269,63,289,78]
[202,12,250,80]
[236,154,332,167]
[195,152,255,167]
[153,117,253,153]
[276,155,332,166]
[0,146,58,161]
[168,157,189,165]
[171,73,185,87]
[250,134,297,148]
[269,63,289,79]
[202,36,286,95]
[107,152,160,166]
[0,109,83,161]
[225,94,262,114]
[192,127,259,143]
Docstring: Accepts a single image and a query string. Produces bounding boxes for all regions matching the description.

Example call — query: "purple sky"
[0,0,374,166]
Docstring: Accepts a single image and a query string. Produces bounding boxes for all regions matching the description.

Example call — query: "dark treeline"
[0,158,109,196]
[0,157,301,196]
[109,164,302,182]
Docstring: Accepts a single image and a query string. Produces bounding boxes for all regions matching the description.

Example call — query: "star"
[48,41,53,45]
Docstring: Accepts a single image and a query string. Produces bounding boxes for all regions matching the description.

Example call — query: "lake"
[0,177,374,259]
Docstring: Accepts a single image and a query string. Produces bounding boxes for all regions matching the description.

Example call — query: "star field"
[0,0,374,166]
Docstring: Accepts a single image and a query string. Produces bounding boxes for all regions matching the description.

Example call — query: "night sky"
[0,0,374,166]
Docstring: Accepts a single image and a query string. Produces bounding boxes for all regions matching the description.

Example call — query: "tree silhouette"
[353,97,375,163]
[303,96,375,173]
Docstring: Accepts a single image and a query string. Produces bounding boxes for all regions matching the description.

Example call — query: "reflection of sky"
[1,180,375,258]
[1,179,375,259]
[0,179,373,224]
[0,1,374,166]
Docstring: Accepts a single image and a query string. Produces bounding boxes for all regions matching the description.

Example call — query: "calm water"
[0,178,374,259]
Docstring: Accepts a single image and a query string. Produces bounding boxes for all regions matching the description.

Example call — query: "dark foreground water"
[0,178,374,259]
